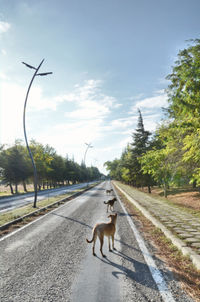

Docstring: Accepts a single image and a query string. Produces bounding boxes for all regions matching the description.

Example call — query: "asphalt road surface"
[0,182,194,302]
[0,182,94,213]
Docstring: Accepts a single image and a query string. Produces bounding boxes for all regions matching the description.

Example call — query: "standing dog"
[106,189,113,194]
[104,197,117,212]
[86,213,117,257]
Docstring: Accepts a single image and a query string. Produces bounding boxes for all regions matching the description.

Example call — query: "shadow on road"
[51,212,92,230]
[116,210,134,217]
[95,249,172,292]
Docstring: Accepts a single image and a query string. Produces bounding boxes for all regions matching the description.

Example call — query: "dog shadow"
[95,249,171,292]
[116,210,134,217]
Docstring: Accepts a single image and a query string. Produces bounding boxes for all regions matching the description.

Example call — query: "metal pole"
[83,143,93,186]
[23,59,44,208]
[83,143,93,165]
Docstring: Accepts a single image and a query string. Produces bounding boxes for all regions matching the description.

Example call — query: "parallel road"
[0,182,93,213]
[0,182,194,301]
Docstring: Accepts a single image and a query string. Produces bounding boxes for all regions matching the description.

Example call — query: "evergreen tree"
[130,109,152,190]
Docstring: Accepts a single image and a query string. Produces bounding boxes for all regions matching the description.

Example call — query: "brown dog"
[86,213,117,257]
[106,189,113,194]
[104,197,117,212]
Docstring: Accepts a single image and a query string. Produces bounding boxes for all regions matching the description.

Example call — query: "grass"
[0,187,88,227]
[114,185,200,302]
[0,183,79,198]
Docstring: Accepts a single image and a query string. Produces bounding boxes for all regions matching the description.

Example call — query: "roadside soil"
[138,186,200,211]
[114,186,200,302]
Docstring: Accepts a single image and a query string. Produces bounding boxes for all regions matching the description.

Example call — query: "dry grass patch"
[140,186,200,211]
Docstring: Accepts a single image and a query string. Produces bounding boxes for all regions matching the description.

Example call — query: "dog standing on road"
[106,189,113,194]
[104,197,117,212]
[86,213,117,257]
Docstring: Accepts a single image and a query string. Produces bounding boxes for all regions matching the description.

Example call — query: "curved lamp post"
[23,59,52,208]
[83,142,93,186]
[83,142,93,165]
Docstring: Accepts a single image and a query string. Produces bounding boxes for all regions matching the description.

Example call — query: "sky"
[0,0,200,175]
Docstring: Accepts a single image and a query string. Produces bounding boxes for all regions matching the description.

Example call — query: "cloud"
[130,91,168,115]
[109,118,135,129]
[0,78,122,145]
[0,82,25,145]
[19,79,121,116]
[1,49,7,55]
[0,72,8,80]
[135,94,168,109]
[62,79,121,120]
[0,21,10,35]
[0,77,166,174]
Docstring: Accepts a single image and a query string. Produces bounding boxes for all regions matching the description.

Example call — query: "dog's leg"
[92,234,97,256]
[112,235,116,251]
[108,236,112,251]
[99,235,106,257]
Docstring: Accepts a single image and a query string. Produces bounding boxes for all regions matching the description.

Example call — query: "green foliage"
[0,141,32,192]
[104,39,200,192]
[0,141,101,193]
[104,110,154,188]
[165,39,200,184]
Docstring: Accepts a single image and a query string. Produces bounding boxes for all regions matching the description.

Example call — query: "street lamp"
[83,143,93,186]
[83,142,93,165]
[23,59,52,208]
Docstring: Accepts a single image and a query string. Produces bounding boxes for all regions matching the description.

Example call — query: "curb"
[114,183,200,271]
[0,184,95,232]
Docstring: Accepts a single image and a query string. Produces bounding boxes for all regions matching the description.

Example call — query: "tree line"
[0,140,102,194]
[104,39,200,197]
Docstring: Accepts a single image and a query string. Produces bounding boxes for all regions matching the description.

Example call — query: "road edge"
[113,182,200,271]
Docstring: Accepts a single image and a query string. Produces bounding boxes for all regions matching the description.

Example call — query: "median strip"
[0,183,97,235]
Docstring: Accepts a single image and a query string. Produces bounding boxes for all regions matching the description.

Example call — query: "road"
[0,182,194,302]
[0,182,94,213]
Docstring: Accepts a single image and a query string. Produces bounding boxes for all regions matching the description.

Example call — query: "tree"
[29,140,55,189]
[166,39,200,121]
[129,109,152,191]
[104,159,122,180]
[166,39,200,185]
[0,141,31,193]
[140,147,172,197]
[48,154,66,186]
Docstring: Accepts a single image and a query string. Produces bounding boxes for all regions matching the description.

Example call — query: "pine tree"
[130,109,152,191]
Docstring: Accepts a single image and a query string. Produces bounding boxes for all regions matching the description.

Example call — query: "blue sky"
[0,0,200,174]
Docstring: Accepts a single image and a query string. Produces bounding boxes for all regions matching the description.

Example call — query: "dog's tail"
[86,233,95,243]
[86,237,94,243]
[104,201,108,204]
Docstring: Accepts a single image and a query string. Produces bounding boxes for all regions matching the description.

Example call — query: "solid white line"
[113,184,176,302]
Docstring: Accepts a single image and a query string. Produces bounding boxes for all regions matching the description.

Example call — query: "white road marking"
[114,184,176,302]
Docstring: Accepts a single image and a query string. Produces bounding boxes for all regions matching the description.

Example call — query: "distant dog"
[86,213,117,257]
[106,189,113,194]
[104,197,117,212]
